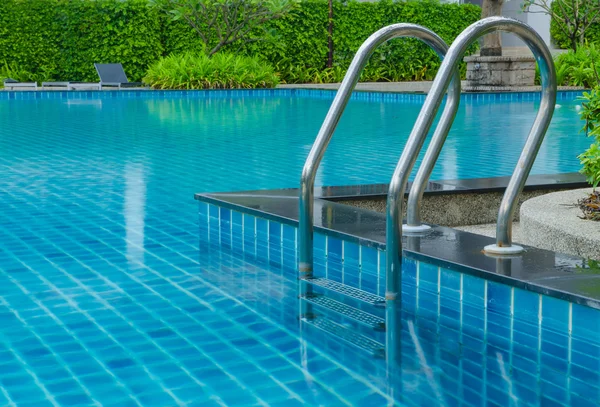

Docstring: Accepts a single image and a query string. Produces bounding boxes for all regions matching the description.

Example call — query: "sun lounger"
[42,82,71,89]
[94,63,143,89]
[3,79,37,90]
[67,82,101,91]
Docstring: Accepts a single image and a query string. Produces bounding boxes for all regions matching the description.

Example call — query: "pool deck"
[278,82,585,93]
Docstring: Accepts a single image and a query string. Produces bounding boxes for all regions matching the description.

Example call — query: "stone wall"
[464,55,536,90]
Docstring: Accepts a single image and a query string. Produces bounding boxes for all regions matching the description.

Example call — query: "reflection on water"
[124,162,146,268]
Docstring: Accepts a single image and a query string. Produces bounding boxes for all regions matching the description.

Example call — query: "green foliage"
[161,0,481,83]
[549,0,600,49]
[58,0,163,82]
[578,88,600,189]
[0,0,479,85]
[0,62,36,87]
[152,0,297,56]
[0,0,163,83]
[0,0,61,82]
[538,45,600,87]
[144,52,279,89]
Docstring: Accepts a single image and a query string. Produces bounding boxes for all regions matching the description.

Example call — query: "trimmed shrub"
[58,0,163,82]
[0,0,162,82]
[144,53,280,89]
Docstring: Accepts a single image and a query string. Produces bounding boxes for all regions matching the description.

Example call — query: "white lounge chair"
[3,79,37,90]
[42,82,71,89]
[67,82,101,91]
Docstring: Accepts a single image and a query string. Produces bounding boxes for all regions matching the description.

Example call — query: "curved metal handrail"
[298,23,461,277]
[386,17,556,303]
[404,20,557,240]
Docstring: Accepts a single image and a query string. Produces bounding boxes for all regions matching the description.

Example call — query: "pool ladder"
[298,17,557,359]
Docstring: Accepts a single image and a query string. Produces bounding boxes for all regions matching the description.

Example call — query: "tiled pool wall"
[199,201,600,406]
[0,89,584,103]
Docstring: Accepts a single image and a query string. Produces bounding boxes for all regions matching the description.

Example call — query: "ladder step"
[302,317,385,358]
[304,278,385,307]
[302,295,385,331]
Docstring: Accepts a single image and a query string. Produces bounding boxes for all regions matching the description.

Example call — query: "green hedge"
[163,0,481,81]
[0,0,162,82]
[0,0,480,83]
[550,2,600,49]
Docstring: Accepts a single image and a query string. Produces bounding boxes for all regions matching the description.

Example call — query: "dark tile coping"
[195,175,600,310]
[204,172,587,202]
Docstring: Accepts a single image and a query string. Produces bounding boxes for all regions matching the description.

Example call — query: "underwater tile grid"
[0,88,595,406]
[200,201,600,407]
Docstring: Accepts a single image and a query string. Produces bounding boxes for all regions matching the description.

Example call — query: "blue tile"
[440,267,460,292]
[572,303,600,342]
[514,288,540,325]
[219,207,231,223]
[256,218,268,236]
[402,258,417,286]
[541,296,570,332]
[343,241,359,266]
[486,281,511,315]
[208,204,219,219]
[268,220,281,243]
[327,236,342,261]
[282,225,296,249]
[243,214,256,237]
[314,233,326,254]
[418,262,438,294]
[231,210,243,226]
[463,274,485,307]
[360,245,378,275]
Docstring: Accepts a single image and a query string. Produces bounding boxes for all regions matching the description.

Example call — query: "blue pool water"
[0,90,595,406]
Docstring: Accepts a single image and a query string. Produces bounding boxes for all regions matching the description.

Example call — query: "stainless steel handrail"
[298,24,461,280]
[386,17,556,306]
[404,17,556,244]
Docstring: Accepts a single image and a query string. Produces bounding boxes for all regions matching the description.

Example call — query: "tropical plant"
[523,0,600,51]
[143,52,279,89]
[0,62,32,85]
[578,88,600,191]
[537,44,600,87]
[151,0,297,56]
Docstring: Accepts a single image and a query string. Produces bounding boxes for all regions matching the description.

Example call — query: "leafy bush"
[578,89,600,190]
[152,0,297,56]
[0,62,35,87]
[58,0,163,82]
[162,0,481,83]
[0,0,162,83]
[535,45,600,87]
[144,52,279,89]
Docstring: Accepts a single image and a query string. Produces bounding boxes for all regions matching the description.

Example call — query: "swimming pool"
[0,89,595,406]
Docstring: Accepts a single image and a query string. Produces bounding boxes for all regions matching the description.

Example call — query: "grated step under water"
[304,277,385,307]
[301,295,385,331]
[302,316,385,358]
